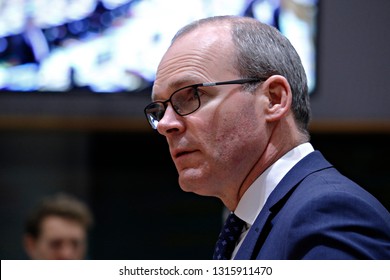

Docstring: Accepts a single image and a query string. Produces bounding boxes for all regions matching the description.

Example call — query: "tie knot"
[213,213,246,260]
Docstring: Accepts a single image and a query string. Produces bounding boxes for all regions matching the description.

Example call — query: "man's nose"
[57,244,78,260]
[157,105,184,136]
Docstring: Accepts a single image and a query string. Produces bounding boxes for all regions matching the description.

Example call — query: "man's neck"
[228,121,308,211]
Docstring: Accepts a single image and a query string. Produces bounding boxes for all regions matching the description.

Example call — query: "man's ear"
[24,234,37,259]
[262,75,292,122]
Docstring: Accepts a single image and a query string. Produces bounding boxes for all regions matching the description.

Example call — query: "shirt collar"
[235,143,314,225]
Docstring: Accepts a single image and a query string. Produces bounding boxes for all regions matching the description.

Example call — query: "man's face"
[153,25,270,204]
[25,215,87,260]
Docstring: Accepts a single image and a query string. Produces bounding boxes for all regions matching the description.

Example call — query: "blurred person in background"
[24,193,93,260]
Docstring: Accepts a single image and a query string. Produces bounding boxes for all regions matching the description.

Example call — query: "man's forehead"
[152,26,234,100]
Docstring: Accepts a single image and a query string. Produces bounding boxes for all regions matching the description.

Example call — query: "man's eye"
[190,89,199,101]
[49,239,62,249]
[183,87,198,101]
[175,88,197,103]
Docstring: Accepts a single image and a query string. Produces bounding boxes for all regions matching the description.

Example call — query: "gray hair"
[172,15,311,135]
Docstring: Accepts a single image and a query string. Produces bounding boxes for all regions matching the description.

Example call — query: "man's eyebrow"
[168,77,199,90]
[152,77,201,101]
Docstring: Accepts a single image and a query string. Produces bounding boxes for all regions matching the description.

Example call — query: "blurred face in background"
[24,215,87,260]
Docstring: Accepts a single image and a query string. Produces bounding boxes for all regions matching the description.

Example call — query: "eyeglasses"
[144,78,262,129]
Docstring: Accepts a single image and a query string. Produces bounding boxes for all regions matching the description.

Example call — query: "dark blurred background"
[1,0,390,259]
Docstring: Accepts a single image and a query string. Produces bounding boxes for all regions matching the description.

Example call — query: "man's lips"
[172,149,196,159]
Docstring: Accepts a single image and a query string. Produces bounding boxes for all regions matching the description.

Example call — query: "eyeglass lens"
[144,78,263,129]
[145,86,200,129]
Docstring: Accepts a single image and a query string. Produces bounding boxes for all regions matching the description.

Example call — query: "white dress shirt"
[231,142,315,258]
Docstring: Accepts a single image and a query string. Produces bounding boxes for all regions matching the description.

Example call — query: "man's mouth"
[173,149,195,159]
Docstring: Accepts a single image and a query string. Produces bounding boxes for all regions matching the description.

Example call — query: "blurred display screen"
[0,0,318,93]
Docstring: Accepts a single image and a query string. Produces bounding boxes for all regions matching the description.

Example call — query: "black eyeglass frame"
[144,78,263,129]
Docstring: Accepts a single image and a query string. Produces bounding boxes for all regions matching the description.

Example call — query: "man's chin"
[178,178,215,197]
[177,168,215,194]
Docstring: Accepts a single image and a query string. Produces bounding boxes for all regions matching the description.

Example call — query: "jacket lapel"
[234,151,333,259]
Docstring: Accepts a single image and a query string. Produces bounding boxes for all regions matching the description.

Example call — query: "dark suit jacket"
[235,151,390,259]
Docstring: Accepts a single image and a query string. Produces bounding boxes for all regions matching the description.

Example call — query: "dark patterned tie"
[213,212,246,260]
